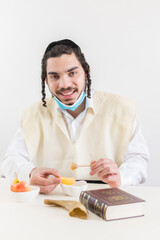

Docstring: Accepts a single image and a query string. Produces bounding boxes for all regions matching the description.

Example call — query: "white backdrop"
[0,0,160,186]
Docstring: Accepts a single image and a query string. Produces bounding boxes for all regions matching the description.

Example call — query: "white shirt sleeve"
[119,117,150,187]
[0,128,35,183]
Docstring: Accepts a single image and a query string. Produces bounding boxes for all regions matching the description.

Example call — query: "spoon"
[71,161,96,170]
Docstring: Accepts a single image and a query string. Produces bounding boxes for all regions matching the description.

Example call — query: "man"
[1,39,149,193]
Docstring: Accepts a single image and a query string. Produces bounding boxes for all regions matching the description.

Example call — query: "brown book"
[79,188,145,221]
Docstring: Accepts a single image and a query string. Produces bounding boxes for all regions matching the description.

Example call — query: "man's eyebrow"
[48,71,58,75]
[47,66,79,75]
[66,66,79,72]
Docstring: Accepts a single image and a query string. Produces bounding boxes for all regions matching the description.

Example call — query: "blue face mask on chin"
[53,91,86,111]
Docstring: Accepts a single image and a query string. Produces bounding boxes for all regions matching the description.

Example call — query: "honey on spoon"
[71,161,96,170]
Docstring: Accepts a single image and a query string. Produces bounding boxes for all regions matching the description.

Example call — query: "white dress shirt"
[0,95,150,186]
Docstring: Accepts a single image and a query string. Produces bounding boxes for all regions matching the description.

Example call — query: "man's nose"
[59,76,71,88]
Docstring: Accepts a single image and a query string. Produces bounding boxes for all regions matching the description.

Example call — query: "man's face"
[46,53,86,105]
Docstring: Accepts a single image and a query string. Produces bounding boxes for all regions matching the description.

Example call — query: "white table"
[0,177,160,240]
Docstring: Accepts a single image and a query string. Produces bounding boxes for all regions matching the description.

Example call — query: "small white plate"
[10,186,40,202]
[61,180,88,197]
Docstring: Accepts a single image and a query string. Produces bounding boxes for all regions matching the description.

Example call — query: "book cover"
[79,188,145,221]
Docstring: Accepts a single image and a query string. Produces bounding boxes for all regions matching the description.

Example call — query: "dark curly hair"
[41,39,91,107]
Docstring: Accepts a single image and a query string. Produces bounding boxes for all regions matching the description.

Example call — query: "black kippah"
[44,39,80,54]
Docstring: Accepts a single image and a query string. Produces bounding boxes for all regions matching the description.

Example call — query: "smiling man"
[46,52,86,117]
[1,39,150,193]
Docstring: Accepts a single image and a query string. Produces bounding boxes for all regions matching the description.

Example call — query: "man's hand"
[30,168,61,194]
[89,159,121,188]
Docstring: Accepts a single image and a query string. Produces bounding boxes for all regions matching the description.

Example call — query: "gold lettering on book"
[101,203,105,220]
[103,204,108,220]
[82,193,90,209]
[101,190,129,201]
[102,189,114,195]
[94,199,103,218]
[108,195,129,201]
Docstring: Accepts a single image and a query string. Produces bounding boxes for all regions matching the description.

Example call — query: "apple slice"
[60,177,75,185]
[11,179,31,192]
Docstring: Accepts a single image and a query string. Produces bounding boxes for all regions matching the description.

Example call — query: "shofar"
[44,199,88,219]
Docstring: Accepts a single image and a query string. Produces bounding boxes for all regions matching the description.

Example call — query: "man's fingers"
[90,159,111,169]
[39,183,59,194]
[89,158,120,188]
[90,163,116,176]
[90,160,96,165]
[97,167,118,178]
[40,168,61,178]
[101,173,116,182]
[99,173,121,187]
[30,176,61,186]
[29,167,62,194]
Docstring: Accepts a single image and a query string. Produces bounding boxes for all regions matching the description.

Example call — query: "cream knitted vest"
[21,91,136,180]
